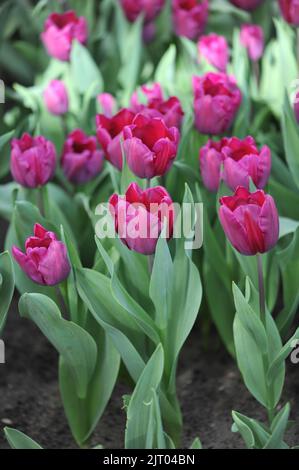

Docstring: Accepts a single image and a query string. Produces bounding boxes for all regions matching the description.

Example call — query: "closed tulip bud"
[12,224,71,286]
[97,93,117,118]
[172,0,208,40]
[109,182,174,255]
[198,34,229,72]
[130,83,184,129]
[240,24,264,62]
[193,72,242,135]
[96,108,136,170]
[120,0,165,22]
[199,136,271,192]
[11,133,56,188]
[278,0,299,26]
[123,113,180,179]
[44,80,69,115]
[229,0,263,10]
[219,187,279,256]
[41,10,88,62]
[61,129,104,184]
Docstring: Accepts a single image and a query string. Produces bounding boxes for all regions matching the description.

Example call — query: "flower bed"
[0,0,299,451]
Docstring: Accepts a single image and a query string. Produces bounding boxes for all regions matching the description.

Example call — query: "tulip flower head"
[119,0,165,22]
[96,108,136,170]
[193,72,242,135]
[130,82,184,129]
[240,24,264,62]
[229,0,263,10]
[109,182,174,255]
[43,80,69,116]
[219,187,279,256]
[198,34,229,72]
[11,133,56,188]
[122,113,180,179]
[97,93,117,118]
[278,0,299,26]
[12,224,71,286]
[172,0,209,40]
[41,10,88,61]
[199,136,271,192]
[61,129,104,184]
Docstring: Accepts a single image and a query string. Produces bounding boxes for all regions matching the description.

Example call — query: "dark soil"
[0,218,298,449]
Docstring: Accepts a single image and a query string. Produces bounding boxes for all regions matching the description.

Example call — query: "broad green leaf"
[264,403,290,449]
[0,251,14,334]
[232,411,255,449]
[4,427,42,449]
[60,315,120,445]
[0,130,14,178]
[71,41,103,96]
[95,237,160,345]
[18,293,97,398]
[281,93,299,190]
[190,437,202,449]
[125,344,164,449]
[149,235,173,330]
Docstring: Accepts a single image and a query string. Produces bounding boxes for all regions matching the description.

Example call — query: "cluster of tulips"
[1,0,299,450]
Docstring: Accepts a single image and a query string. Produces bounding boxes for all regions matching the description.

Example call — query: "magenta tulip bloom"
[11,133,56,188]
[61,129,104,184]
[97,93,117,118]
[193,72,242,135]
[219,187,279,256]
[96,108,136,170]
[130,82,184,129]
[172,0,208,40]
[198,34,229,72]
[119,0,165,22]
[12,224,71,286]
[43,80,69,116]
[123,114,180,179]
[41,10,88,62]
[199,136,271,192]
[229,0,263,10]
[109,182,174,255]
[240,24,264,62]
[278,0,299,25]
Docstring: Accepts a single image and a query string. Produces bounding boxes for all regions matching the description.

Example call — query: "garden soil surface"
[0,218,298,449]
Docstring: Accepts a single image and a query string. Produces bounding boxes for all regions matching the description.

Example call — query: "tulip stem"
[37,186,45,218]
[146,178,151,189]
[55,285,68,318]
[257,253,266,326]
[297,28,299,72]
[253,60,260,87]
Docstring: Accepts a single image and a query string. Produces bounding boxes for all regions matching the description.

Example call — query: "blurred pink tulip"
[172,0,208,40]
[61,129,104,184]
[198,33,229,72]
[193,72,242,135]
[41,10,88,62]
[240,24,264,61]
[11,133,56,188]
[44,80,69,115]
